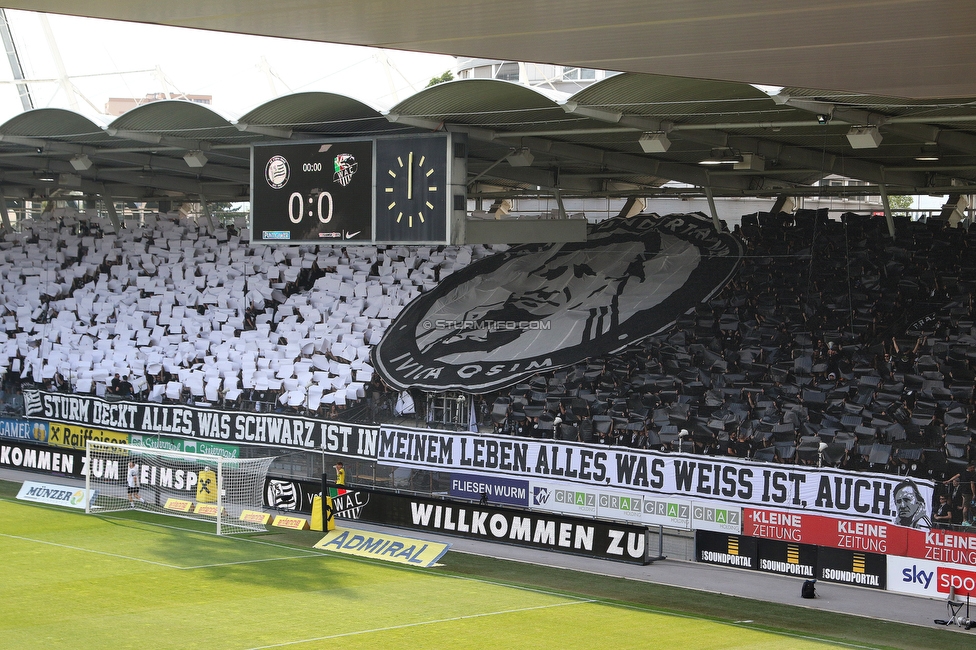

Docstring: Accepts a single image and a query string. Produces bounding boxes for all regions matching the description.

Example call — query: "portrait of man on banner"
[893,479,932,529]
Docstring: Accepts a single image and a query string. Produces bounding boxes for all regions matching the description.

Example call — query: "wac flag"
[373,213,742,391]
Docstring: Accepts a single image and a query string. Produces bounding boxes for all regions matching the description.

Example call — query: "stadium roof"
[6,1,975,100]
[2,74,975,204]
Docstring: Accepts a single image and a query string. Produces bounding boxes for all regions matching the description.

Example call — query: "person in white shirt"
[127,460,145,506]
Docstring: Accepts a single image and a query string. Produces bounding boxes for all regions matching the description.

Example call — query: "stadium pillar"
[704,182,722,232]
[200,195,217,232]
[0,186,12,232]
[103,195,121,233]
[877,173,896,238]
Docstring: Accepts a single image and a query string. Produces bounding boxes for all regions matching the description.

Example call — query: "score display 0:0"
[302,162,323,172]
[288,191,333,224]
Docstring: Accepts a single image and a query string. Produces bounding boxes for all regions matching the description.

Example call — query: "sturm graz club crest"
[372,213,743,392]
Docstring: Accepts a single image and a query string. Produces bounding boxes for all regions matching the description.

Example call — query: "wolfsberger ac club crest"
[373,213,743,392]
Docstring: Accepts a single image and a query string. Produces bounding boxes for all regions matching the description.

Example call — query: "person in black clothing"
[945,462,976,524]
[933,494,953,528]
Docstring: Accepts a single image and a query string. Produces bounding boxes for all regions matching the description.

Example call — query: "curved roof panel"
[391,79,581,131]
[0,71,971,204]
[570,73,792,125]
[239,92,398,135]
[0,108,110,143]
[108,100,241,141]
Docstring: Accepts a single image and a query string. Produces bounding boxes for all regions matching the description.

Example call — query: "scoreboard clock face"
[374,136,449,243]
[251,140,373,244]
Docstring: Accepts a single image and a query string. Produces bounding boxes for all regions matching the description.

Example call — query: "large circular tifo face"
[265,155,290,189]
[372,213,743,392]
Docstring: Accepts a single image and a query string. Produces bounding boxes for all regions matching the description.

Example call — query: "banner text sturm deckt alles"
[25,390,379,459]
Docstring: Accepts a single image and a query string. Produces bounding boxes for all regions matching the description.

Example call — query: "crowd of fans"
[0,207,495,417]
[3,206,976,525]
[486,210,976,501]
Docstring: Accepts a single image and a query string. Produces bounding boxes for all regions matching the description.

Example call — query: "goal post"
[85,440,275,535]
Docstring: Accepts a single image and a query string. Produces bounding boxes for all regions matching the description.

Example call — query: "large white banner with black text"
[376,424,934,524]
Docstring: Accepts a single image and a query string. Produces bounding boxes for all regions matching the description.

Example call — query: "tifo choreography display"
[373,213,742,391]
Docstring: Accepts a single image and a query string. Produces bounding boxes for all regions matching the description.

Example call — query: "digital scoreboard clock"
[250,135,454,245]
[374,135,449,243]
[251,140,374,243]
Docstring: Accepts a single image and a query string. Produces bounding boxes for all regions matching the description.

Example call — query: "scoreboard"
[250,134,455,245]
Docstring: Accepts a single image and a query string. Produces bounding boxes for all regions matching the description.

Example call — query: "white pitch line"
[246,599,596,649]
[0,532,184,569]
[182,555,326,570]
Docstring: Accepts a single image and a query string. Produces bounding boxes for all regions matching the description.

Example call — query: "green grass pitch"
[0,482,968,650]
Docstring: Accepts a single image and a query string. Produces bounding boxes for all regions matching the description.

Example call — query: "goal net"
[85,440,275,535]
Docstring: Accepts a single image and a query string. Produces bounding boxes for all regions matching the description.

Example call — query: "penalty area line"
[246,599,595,649]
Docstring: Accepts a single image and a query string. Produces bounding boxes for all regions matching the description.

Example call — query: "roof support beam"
[561,101,929,188]
[387,112,754,190]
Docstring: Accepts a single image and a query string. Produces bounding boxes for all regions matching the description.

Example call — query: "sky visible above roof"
[0,9,457,122]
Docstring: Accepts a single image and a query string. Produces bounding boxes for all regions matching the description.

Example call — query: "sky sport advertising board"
[887,555,976,598]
